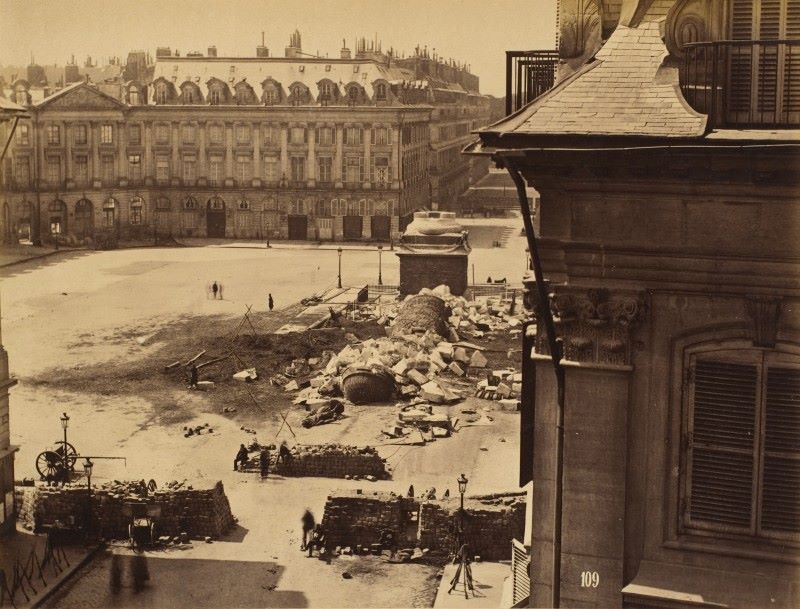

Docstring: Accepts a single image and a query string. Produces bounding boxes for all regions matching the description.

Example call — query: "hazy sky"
[0,0,556,96]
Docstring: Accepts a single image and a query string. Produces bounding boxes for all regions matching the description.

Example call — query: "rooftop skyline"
[0,0,557,96]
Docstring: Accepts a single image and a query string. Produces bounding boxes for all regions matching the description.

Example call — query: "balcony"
[681,40,800,129]
[505,50,559,115]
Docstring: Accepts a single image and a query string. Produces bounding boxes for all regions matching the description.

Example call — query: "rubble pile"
[15,480,235,540]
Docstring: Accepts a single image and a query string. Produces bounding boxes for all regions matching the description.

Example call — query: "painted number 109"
[580,571,600,588]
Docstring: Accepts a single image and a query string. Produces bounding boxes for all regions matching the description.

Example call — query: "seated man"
[307,524,326,557]
[233,444,249,471]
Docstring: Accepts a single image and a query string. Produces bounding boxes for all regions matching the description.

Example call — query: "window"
[100,124,113,144]
[317,157,333,183]
[75,155,89,184]
[46,125,60,145]
[263,87,279,105]
[320,82,333,104]
[129,125,141,145]
[155,155,170,183]
[155,123,170,144]
[209,88,222,105]
[101,155,115,184]
[157,196,171,210]
[183,157,196,182]
[375,82,387,101]
[46,158,61,184]
[184,86,196,104]
[316,198,331,216]
[316,126,334,146]
[130,197,143,225]
[236,156,252,183]
[344,156,363,185]
[236,125,250,144]
[210,124,223,144]
[263,156,279,183]
[155,85,169,104]
[127,154,141,182]
[50,218,62,235]
[103,198,116,228]
[289,127,306,144]
[263,125,279,145]
[291,85,307,105]
[291,156,306,182]
[683,347,800,542]
[209,156,223,186]
[208,196,225,210]
[182,124,195,143]
[182,196,196,210]
[347,86,360,104]
[16,124,29,145]
[14,157,29,187]
[373,127,389,146]
[129,87,140,105]
[238,199,251,211]
[373,157,390,185]
[344,127,362,146]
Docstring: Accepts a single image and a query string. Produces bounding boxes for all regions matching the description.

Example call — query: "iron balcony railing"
[506,50,559,115]
[681,39,800,128]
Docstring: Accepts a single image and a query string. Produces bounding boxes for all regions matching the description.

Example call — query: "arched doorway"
[206,196,226,237]
[48,199,67,236]
[74,198,94,240]
[16,200,32,242]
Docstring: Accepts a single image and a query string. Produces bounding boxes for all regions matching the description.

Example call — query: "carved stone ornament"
[534,287,647,366]
[664,0,711,59]
[745,296,782,348]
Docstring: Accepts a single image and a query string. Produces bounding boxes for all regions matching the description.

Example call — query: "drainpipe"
[32,111,42,246]
[500,156,565,609]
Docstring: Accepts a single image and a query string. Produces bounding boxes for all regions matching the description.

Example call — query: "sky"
[0,0,556,97]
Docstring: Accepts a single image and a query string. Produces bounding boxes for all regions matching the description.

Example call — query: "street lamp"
[337,247,343,289]
[83,458,94,536]
[457,473,468,540]
[60,412,70,473]
[377,245,383,286]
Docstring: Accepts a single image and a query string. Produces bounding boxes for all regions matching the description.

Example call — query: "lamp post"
[457,473,468,541]
[83,458,94,536]
[60,412,70,473]
[377,245,383,286]
[337,247,343,289]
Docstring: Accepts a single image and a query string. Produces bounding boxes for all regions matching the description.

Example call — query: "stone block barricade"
[320,490,525,560]
[244,444,390,479]
[14,480,235,540]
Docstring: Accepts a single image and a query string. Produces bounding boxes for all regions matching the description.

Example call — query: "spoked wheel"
[54,441,78,471]
[36,450,65,480]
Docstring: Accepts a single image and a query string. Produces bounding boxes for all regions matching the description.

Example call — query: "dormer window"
[129,87,140,105]
[375,83,387,101]
[210,89,222,105]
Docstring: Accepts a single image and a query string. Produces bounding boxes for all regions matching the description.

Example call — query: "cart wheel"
[36,450,64,480]
[54,441,78,470]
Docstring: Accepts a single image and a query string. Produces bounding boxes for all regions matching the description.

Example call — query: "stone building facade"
[1,35,495,244]
[473,1,800,608]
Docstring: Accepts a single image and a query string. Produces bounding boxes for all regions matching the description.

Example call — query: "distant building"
[1,33,497,244]
[471,1,800,608]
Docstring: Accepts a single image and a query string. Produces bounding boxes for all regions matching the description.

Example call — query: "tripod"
[448,543,475,599]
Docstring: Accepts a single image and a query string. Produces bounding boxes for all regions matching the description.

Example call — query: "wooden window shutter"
[761,364,800,533]
[688,357,758,530]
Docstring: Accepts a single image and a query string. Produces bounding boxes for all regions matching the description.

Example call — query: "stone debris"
[232,368,258,382]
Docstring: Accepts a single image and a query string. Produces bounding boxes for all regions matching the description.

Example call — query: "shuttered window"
[684,349,800,542]
[729,0,800,122]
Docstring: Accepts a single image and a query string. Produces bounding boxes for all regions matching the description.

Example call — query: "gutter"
[498,155,565,609]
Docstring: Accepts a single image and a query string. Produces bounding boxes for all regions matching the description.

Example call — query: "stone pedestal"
[395,211,470,296]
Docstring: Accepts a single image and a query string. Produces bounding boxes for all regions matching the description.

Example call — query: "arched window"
[208,196,225,210]
[103,197,117,228]
[155,83,170,105]
[348,86,360,104]
[238,199,251,211]
[183,196,197,210]
[130,196,144,225]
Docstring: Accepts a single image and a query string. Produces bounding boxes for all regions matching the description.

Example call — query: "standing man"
[268,293,274,312]
[301,509,315,550]
[211,281,219,300]
[189,364,198,389]
[259,447,270,479]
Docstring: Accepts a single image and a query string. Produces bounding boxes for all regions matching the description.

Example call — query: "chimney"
[340,38,351,59]
[256,32,269,57]
[207,45,217,57]
[285,29,301,58]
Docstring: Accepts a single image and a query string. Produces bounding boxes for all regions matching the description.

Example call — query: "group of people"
[301,510,326,557]
[210,281,224,299]
[233,441,293,477]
